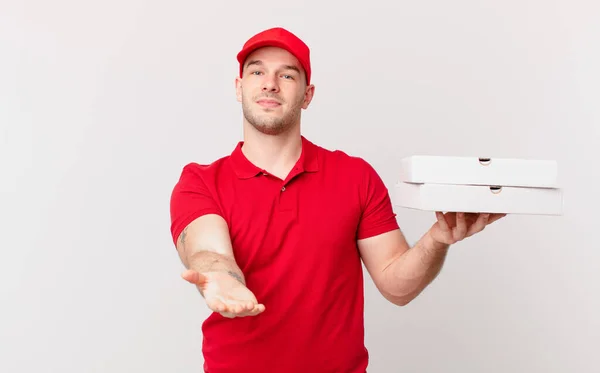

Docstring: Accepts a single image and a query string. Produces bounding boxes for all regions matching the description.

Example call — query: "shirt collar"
[230,136,320,179]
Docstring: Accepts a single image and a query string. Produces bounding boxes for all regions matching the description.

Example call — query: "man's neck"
[241,123,302,180]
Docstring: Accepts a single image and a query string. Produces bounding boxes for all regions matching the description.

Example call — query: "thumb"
[181,269,208,287]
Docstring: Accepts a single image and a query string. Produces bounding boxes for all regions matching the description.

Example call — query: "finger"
[467,213,489,236]
[235,303,266,317]
[211,302,237,318]
[181,269,208,286]
[455,212,467,239]
[226,300,262,315]
[226,299,266,314]
[231,303,244,314]
[435,211,450,232]
[217,301,265,318]
[246,303,266,314]
[465,213,479,225]
[229,301,251,313]
[488,213,507,224]
[242,301,259,312]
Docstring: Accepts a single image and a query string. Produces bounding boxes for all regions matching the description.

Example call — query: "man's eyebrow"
[245,60,263,68]
[281,65,301,74]
[245,60,301,74]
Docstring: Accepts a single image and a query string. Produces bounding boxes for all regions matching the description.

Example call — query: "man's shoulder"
[177,154,232,181]
[315,142,374,172]
[181,154,230,171]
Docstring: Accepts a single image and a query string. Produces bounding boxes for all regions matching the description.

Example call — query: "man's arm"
[175,213,266,318]
[358,227,449,306]
[359,212,504,306]
[176,213,245,285]
[170,164,265,317]
[353,157,505,306]
[353,157,449,306]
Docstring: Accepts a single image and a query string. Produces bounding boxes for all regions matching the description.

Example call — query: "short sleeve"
[169,163,223,247]
[356,160,400,240]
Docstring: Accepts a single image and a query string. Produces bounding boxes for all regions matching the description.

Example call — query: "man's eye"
[282,75,293,79]
[251,71,262,75]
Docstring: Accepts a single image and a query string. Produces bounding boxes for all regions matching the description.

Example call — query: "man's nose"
[261,75,279,92]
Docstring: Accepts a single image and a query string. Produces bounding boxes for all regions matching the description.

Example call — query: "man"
[169,27,505,373]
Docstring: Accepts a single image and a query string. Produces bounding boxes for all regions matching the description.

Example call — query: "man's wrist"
[187,252,246,284]
[227,270,245,284]
[421,230,450,253]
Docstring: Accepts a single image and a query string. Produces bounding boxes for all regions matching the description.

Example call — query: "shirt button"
[281,186,286,192]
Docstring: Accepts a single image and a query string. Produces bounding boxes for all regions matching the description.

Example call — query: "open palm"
[182,269,266,318]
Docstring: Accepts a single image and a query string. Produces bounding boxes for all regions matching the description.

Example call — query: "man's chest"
[215,175,363,271]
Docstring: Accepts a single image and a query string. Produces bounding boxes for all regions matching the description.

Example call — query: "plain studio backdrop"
[1,1,598,372]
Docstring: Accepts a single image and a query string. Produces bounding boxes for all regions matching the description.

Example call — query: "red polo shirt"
[170,136,399,373]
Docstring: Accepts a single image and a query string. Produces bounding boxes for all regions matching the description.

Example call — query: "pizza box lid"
[398,155,559,188]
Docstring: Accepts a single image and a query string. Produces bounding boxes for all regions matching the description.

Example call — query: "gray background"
[1,1,598,372]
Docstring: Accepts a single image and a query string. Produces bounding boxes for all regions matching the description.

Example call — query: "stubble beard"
[242,93,303,136]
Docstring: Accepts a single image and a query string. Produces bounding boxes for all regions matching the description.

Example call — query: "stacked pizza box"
[393,155,563,215]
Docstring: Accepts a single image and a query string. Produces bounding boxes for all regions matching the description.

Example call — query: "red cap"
[236,27,311,85]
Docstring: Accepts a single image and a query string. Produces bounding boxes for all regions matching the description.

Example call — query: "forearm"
[382,230,450,305]
[186,250,245,284]
[176,215,245,284]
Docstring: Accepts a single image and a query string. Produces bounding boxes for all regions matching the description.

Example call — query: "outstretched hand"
[181,269,266,318]
[429,211,506,245]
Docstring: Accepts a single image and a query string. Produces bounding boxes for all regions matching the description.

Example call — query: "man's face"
[236,47,314,135]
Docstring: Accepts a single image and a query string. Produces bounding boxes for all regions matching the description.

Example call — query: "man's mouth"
[256,99,281,108]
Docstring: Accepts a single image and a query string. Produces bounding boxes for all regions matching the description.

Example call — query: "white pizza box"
[393,182,563,215]
[398,155,559,188]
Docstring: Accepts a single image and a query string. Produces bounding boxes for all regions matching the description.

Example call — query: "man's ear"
[235,77,242,103]
[302,84,315,109]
